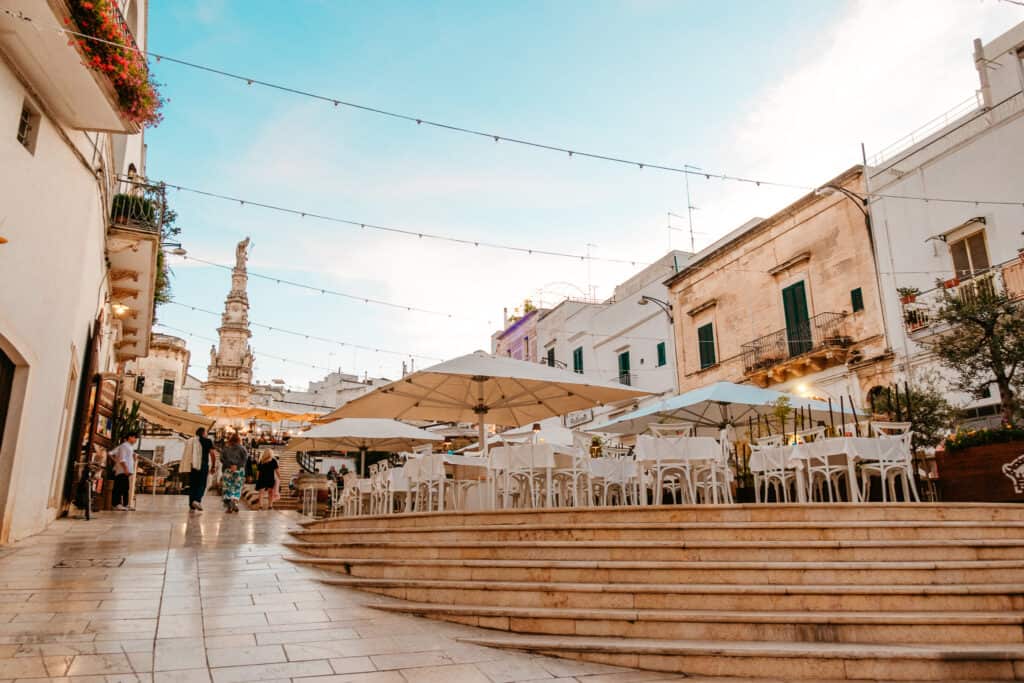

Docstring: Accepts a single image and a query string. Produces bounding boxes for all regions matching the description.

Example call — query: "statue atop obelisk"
[202,238,255,406]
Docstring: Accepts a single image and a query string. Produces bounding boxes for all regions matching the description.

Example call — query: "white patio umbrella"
[590,381,856,436]
[323,350,649,454]
[288,418,443,475]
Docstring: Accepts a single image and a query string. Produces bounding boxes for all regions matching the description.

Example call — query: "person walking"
[110,433,138,511]
[219,432,248,513]
[181,427,216,512]
[255,448,280,510]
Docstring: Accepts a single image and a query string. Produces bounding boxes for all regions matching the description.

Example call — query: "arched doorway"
[0,336,29,544]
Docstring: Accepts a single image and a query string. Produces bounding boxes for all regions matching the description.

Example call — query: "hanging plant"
[65,0,164,128]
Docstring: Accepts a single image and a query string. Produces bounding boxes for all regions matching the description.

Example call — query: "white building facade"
[0,0,158,542]
[868,21,1024,421]
[534,251,691,429]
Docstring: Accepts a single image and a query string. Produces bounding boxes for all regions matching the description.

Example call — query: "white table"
[750,438,908,503]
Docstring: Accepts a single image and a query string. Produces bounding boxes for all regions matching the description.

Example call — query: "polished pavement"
[0,495,680,683]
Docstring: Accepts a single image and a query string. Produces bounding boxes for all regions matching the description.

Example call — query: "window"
[656,342,667,367]
[161,379,174,405]
[546,347,555,367]
[697,323,716,369]
[617,351,631,385]
[850,287,864,313]
[134,375,145,393]
[16,100,40,154]
[782,281,811,357]
[572,347,584,373]
[949,231,990,279]
[523,336,529,360]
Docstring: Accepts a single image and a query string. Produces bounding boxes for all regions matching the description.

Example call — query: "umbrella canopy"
[198,404,307,422]
[590,381,856,435]
[123,388,214,435]
[324,350,649,427]
[287,418,443,453]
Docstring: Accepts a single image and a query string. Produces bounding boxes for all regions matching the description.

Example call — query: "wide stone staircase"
[242,449,302,510]
[286,504,1024,680]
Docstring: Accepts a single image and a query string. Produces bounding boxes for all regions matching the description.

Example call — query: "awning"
[123,388,215,435]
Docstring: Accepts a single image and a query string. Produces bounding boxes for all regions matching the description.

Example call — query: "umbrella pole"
[828,398,835,436]
[360,447,367,478]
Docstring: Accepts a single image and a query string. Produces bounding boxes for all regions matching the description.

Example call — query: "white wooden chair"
[751,442,798,503]
[861,423,920,502]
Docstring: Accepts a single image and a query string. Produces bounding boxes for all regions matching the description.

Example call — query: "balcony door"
[617,351,631,385]
[782,281,812,357]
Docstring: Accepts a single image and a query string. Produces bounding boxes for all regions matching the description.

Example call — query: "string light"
[164,300,443,361]
[153,323,337,373]
[4,9,1024,210]
[166,183,646,266]
[180,254,489,323]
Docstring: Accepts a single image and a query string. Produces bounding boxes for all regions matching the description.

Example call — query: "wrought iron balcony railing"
[900,257,1024,335]
[741,312,850,375]
[609,372,637,386]
[109,177,166,235]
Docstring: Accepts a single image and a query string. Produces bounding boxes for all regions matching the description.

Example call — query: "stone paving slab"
[0,497,668,683]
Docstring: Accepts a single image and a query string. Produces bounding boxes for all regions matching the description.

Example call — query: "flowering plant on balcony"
[65,0,163,127]
[944,423,1024,453]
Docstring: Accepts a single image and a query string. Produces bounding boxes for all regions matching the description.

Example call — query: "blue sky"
[146,0,1023,388]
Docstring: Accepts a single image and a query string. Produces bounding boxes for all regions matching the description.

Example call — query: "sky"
[146,0,1024,390]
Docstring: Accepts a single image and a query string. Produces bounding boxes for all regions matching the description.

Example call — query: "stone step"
[368,601,1024,645]
[300,503,1024,530]
[454,633,1024,680]
[282,538,1024,562]
[292,520,1024,543]
[286,554,1024,585]
[314,576,1024,613]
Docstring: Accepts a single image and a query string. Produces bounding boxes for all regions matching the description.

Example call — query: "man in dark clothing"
[188,427,216,512]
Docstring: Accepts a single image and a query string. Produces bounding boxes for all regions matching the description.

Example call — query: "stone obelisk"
[202,237,254,406]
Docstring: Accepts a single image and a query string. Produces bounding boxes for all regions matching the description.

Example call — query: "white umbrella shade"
[288,418,443,452]
[288,418,443,476]
[458,424,576,453]
[590,381,858,435]
[324,351,649,428]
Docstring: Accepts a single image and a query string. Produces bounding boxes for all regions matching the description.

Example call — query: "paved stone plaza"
[0,497,681,683]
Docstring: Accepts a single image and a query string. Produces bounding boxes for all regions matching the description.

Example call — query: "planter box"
[936,441,1024,502]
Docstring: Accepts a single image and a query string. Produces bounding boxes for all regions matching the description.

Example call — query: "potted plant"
[942,277,960,290]
[939,425,1024,502]
[897,286,920,305]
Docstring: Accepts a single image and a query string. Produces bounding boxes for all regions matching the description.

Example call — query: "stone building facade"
[665,166,894,409]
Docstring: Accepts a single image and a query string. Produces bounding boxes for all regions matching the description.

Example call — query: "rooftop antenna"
[586,243,598,300]
[683,164,702,252]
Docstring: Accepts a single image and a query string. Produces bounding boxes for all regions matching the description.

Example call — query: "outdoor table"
[749,444,809,502]
[636,436,723,504]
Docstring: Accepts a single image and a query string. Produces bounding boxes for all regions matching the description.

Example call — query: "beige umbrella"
[123,388,214,435]
[288,418,443,475]
[324,350,649,455]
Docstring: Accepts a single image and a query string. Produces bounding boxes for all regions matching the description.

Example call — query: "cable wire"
[164,300,444,361]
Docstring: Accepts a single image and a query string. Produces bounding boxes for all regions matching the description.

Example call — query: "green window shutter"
[572,347,583,373]
[850,287,864,312]
[617,351,631,384]
[656,341,667,367]
[782,281,811,357]
[697,324,716,369]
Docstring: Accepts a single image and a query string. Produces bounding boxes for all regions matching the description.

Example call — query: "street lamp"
[814,184,869,216]
[161,241,187,256]
[638,295,673,323]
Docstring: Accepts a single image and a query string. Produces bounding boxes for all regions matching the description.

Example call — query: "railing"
[901,258,1024,335]
[610,372,637,386]
[107,0,140,54]
[741,312,850,374]
[296,451,321,474]
[110,177,166,235]
[868,92,982,167]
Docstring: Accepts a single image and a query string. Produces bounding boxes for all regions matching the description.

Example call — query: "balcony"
[900,258,1024,339]
[106,178,164,362]
[741,312,852,387]
[609,372,637,386]
[0,0,142,132]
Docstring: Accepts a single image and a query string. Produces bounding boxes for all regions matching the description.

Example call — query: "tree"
[924,280,1024,424]
[870,376,956,451]
[153,205,179,316]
